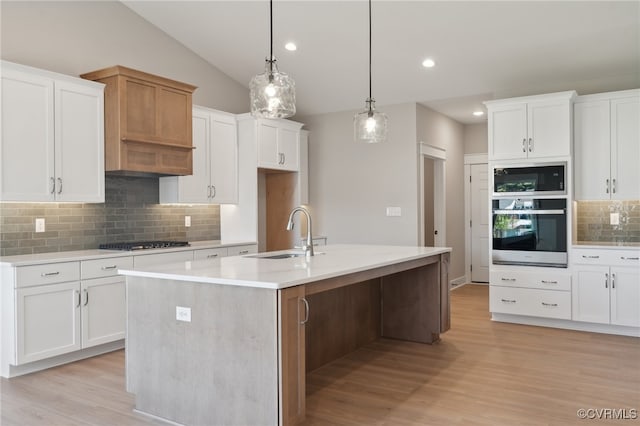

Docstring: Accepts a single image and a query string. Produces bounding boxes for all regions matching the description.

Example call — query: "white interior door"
[470,164,489,282]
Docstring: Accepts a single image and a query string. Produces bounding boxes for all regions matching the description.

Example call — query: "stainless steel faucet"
[286,206,314,257]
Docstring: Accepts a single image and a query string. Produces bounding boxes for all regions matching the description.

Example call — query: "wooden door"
[278,285,306,426]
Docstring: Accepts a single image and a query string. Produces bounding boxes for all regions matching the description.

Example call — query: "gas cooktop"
[99,241,190,251]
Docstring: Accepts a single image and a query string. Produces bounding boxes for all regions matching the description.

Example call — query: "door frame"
[418,143,446,247]
[464,153,488,284]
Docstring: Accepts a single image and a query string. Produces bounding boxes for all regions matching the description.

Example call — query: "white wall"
[301,103,419,246]
[416,105,465,281]
[0,1,248,113]
[463,123,488,154]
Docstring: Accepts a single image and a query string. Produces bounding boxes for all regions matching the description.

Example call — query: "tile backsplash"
[0,176,220,256]
[576,200,640,244]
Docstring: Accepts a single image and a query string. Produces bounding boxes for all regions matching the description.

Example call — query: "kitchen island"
[119,244,451,426]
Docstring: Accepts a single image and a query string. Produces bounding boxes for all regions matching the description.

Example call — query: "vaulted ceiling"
[123,1,639,124]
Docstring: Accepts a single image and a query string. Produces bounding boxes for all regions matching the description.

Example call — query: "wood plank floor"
[2,284,639,425]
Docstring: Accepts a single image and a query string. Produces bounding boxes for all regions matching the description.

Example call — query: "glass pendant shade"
[250,58,296,119]
[354,98,388,143]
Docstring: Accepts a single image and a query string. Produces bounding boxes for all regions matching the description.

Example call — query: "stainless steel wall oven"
[492,198,567,268]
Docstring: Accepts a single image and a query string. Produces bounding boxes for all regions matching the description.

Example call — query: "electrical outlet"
[176,306,191,322]
[185,216,191,227]
[35,218,45,233]
[386,207,402,217]
[610,212,620,225]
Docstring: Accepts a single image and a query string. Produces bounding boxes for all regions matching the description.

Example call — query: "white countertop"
[573,242,640,250]
[0,240,256,266]
[119,244,451,290]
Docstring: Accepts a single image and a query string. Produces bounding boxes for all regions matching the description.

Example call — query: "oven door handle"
[493,209,565,215]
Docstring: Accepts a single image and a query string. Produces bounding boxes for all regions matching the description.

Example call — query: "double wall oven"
[492,163,568,268]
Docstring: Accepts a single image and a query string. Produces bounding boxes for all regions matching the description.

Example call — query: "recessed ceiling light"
[285,42,297,51]
[422,58,435,68]
[473,111,484,117]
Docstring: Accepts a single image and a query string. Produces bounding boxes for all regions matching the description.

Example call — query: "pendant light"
[354,0,388,143]
[250,0,296,119]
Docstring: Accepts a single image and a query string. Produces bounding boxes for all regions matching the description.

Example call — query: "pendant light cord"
[270,0,274,74]
[368,0,372,102]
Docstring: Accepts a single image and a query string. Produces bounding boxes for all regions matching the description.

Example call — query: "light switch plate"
[35,218,45,233]
[610,212,620,225]
[176,306,191,322]
[185,216,191,227]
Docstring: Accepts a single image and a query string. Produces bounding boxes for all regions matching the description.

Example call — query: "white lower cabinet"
[489,267,572,320]
[227,244,258,256]
[16,281,81,364]
[573,264,640,327]
[81,276,126,348]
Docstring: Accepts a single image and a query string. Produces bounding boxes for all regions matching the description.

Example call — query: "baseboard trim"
[450,275,466,289]
[491,313,640,337]
[5,340,124,378]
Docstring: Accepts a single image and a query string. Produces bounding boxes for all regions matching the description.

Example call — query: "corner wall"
[416,105,466,282]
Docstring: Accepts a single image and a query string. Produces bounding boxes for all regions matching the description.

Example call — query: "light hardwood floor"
[2,284,639,425]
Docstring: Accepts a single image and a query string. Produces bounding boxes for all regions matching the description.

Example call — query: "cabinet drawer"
[133,250,194,269]
[490,286,571,319]
[81,256,133,279]
[193,248,227,261]
[227,245,258,257]
[16,262,80,288]
[490,269,571,291]
[573,248,640,266]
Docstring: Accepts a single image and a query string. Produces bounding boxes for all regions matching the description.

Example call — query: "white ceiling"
[122,1,639,124]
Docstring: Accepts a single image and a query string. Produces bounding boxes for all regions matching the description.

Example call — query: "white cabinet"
[486,91,575,161]
[572,248,640,327]
[574,90,639,200]
[0,61,105,202]
[256,118,302,171]
[16,281,82,364]
[10,256,129,365]
[160,106,238,204]
[489,266,572,319]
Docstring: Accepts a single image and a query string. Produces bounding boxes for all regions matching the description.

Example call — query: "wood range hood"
[81,66,197,177]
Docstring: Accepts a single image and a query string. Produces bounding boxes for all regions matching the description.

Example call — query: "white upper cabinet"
[256,118,301,171]
[160,106,238,204]
[574,90,639,200]
[0,61,104,202]
[486,91,575,161]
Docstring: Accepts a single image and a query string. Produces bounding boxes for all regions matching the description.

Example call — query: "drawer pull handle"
[612,273,615,289]
[582,255,600,259]
[605,273,609,289]
[206,254,219,258]
[541,280,558,284]
[500,298,516,304]
[76,290,81,308]
[621,256,639,261]
[101,265,118,270]
[238,250,249,255]
[301,297,310,324]
[41,271,60,277]
[501,278,516,282]
[541,302,558,307]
